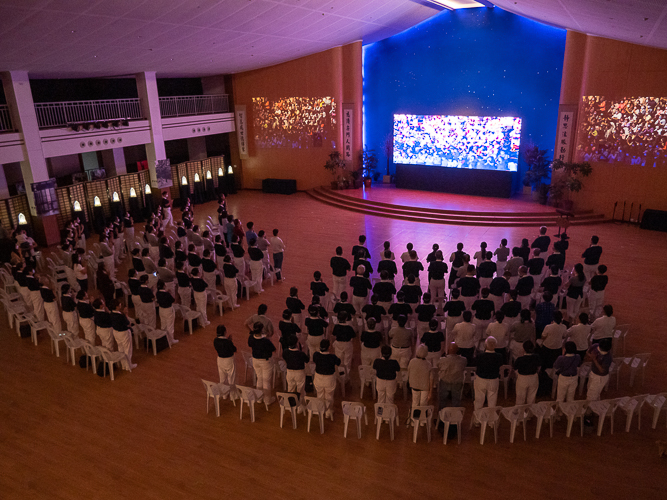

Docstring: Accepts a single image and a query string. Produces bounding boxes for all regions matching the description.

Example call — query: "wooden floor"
[1,190,666,499]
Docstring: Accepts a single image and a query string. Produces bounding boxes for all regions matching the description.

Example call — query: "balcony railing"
[159,94,229,118]
[0,105,13,132]
[34,98,144,129]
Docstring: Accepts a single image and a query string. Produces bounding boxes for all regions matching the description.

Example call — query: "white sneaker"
[171,339,179,344]
[129,363,137,369]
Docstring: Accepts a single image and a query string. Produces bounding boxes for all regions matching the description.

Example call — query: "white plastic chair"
[624,353,650,387]
[48,329,68,358]
[82,342,103,373]
[559,400,589,437]
[577,362,592,396]
[202,379,222,417]
[646,393,667,429]
[64,335,86,366]
[471,406,501,444]
[175,304,202,335]
[616,394,649,432]
[342,401,368,439]
[612,324,630,355]
[605,357,624,391]
[499,364,512,399]
[358,365,377,400]
[545,368,559,399]
[374,403,399,441]
[236,385,267,422]
[241,351,256,385]
[529,401,559,438]
[142,326,170,355]
[98,347,129,381]
[210,289,232,316]
[463,367,476,400]
[438,407,465,445]
[501,404,531,443]
[276,392,300,429]
[588,398,621,436]
[27,314,52,346]
[306,396,331,434]
[410,405,434,443]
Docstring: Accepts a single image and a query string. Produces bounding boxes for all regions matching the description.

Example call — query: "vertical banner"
[155,159,172,189]
[31,178,59,216]
[343,105,354,163]
[235,105,249,159]
[555,105,577,163]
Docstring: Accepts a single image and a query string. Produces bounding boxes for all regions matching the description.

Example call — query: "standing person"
[248,322,276,405]
[278,310,302,352]
[304,305,328,356]
[494,238,510,277]
[285,287,306,329]
[489,271,511,312]
[77,290,96,344]
[244,304,274,337]
[312,339,340,418]
[388,315,413,369]
[451,310,476,364]
[443,289,466,335]
[582,235,603,282]
[421,319,445,365]
[585,338,613,402]
[554,341,581,403]
[513,341,542,405]
[373,270,397,314]
[138,274,156,329]
[473,337,503,420]
[282,335,309,412]
[588,265,608,319]
[61,284,79,337]
[214,325,236,385]
[564,263,586,323]
[456,265,481,311]
[408,345,432,410]
[161,191,173,228]
[331,311,355,378]
[566,312,591,361]
[349,265,372,317]
[221,256,240,309]
[40,278,61,333]
[360,318,383,366]
[449,242,466,289]
[93,299,114,350]
[310,271,329,304]
[72,254,88,292]
[509,309,536,360]
[247,239,265,294]
[377,251,398,287]
[329,246,351,299]
[534,291,556,337]
[437,344,467,410]
[590,304,616,342]
[515,266,534,311]
[540,311,567,368]
[156,280,178,345]
[428,250,448,313]
[373,345,401,404]
[485,311,510,361]
[531,226,551,253]
[110,300,136,370]
[26,268,44,321]
[190,268,209,327]
[176,261,192,307]
[515,238,531,265]
[473,242,488,269]
[351,235,370,260]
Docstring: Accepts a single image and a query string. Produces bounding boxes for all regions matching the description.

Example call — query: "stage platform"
[307,184,607,227]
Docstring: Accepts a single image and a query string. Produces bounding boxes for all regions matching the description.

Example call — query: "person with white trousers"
[513,341,542,405]
[190,268,210,327]
[554,341,582,402]
[473,337,503,422]
[76,291,96,344]
[248,322,276,405]
[110,300,136,370]
[214,325,236,385]
[60,284,79,337]
[156,280,178,345]
[40,278,61,333]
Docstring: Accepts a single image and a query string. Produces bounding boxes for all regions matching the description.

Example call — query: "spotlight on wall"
[144,184,151,195]
[129,187,137,198]
[93,196,102,207]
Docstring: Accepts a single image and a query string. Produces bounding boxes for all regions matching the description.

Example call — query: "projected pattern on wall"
[393,114,521,171]
[577,96,667,167]
[252,97,336,149]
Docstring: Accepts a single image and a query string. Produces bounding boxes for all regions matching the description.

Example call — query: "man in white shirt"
[566,312,591,359]
[590,304,616,341]
[451,310,477,363]
[270,228,285,280]
[485,311,510,357]
[540,310,567,368]
[244,303,274,337]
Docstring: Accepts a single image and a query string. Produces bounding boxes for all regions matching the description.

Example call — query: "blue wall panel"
[363,7,566,192]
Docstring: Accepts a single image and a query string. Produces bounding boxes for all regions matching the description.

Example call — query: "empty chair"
[588,398,621,436]
[577,362,592,396]
[613,324,630,355]
[529,401,559,438]
[202,379,223,417]
[64,335,86,366]
[175,304,202,335]
[306,396,331,434]
[210,289,232,316]
[82,342,103,373]
[559,400,589,437]
[646,393,667,429]
[27,314,52,346]
[616,394,649,432]
[48,329,69,358]
[358,365,377,400]
[605,357,624,391]
[624,353,650,387]
[241,351,256,385]
[499,365,512,399]
[438,407,465,445]
[410,405,434,443]
[98,347,129,381]
[143,326,171,355]
[276,392,300,429]
[236,384,267,422]
[471,407,501,445]
[544,368,558,399]
[374,403,399,441]
[463,367,476,400]
[501,404,531,443]
[342,401,368,439]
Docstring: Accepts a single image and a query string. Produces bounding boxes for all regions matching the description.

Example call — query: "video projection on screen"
[576,96,667,167]
[252,97,336,149]
[393,114,522,171]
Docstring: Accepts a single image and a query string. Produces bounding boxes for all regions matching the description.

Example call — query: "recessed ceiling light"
[424,0,484,8]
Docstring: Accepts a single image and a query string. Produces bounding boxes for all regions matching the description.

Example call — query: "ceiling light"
[424,0,484,9]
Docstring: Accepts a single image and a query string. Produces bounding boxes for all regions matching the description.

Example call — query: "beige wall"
[232,42,363,190]
[562,33,667,217]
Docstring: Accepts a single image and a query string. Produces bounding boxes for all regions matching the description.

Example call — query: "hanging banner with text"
[235,105,249,159]
[555,105,577,163]
[343,106,354,163]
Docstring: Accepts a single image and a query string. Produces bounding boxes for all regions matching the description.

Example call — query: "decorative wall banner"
[555,105,577,163]
[235,105,249,158]
[343,105,354,163]
[155,158,172,189]
[31,178,60,216]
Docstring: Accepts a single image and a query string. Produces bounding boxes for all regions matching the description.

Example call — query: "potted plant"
[381,134,393,184]
[323,150,346,189]
[522,143,552,204]
[548,159,593,211]
[360,149,379,188]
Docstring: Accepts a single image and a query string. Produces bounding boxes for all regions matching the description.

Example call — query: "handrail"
[34,98,144,129]
[159,94,229,118]
[0,105,13,132]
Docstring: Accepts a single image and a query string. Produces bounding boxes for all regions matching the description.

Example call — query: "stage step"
[307,187,608,227]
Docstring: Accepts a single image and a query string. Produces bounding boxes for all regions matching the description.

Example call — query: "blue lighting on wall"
[363,7,566,191]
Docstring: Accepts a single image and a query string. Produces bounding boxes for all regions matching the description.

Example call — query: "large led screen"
[252,96,336,149]
[393,114,522,171]
[576,96,667,167]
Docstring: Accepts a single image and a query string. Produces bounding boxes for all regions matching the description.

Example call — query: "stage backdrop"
[363,7,566,194]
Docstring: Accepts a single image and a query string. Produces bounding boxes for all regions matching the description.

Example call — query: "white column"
[135,71,165,189]
[0,165,10,199]
[187,137,207,161]
[101,148,127,176]
[1,71,49,215]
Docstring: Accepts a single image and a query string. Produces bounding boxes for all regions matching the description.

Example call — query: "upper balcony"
[159,94,229,118]
[0,105,14,132]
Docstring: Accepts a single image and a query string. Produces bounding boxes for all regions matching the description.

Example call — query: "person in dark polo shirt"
[313,339,340,418]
